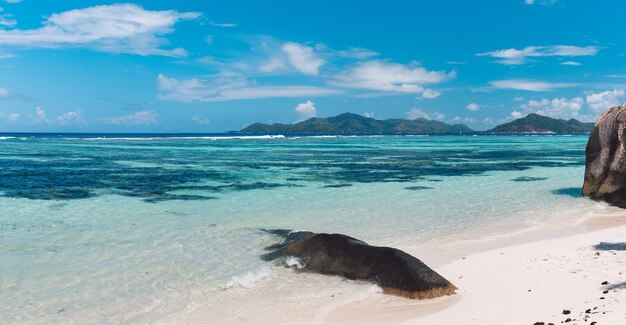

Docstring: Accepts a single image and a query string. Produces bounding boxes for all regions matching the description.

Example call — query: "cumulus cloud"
[511,111,524,119]
[0,87,8,98]
[31,107,86,125]
[332,60,454,96]
[586,89,625,112]
[294,100,316,121]
[478,45,596,65]
[406,108,445,121]
[490,79,574,91]
[520,97,587,120]
[259,42,325,76]
[466,103,480,111]
[157,74,338,102]
[421,89,441,99]
[282,42,325,75]
[107,110,158,125]
[0,4,199,57]
[406,108,430,120]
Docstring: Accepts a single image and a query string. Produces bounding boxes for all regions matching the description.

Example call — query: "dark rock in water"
[261,229,457,299]
[583,104,626,207]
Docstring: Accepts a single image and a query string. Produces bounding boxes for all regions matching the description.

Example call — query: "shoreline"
[173,208,626,325]
[323,213,626,324]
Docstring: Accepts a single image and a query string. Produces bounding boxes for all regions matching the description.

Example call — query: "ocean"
[0,134,613,324]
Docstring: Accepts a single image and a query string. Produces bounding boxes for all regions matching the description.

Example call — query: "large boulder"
[262,229,457,299]
[583,104,626,207]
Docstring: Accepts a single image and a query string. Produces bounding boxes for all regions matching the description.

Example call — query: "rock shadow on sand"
[593,242,626,251]
[551,187,583,198]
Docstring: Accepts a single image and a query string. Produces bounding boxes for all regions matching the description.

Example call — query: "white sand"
[174,217,626,325]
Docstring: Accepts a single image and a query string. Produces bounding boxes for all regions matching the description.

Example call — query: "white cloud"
[406,108,430,120]
[466,102,480,111]
[192,116,210,125]
[520,97,588,120]
[0,111,19,122]
[586,89,625,112]
[464,117,477,123]
[208,21,236,28]
[294,100,316,121]
[525,0,558,5]
[432,112,446,121]
[3,0,22,3]
[561,61,582,66]
[0,12,16,27]
[511,111,524,119]
[204,35,213,45]
[282,42,324,75]
[421,89,441,99]
[31,107,85,125]
[0,87,8,98]
[257,42,325,76]
[332,60,454,95]
[406,108,445,121]
[478,45,596,65]
[55,109,86,125]
[512,96,524,102]
[336,47,379,59]
[0,4,199,57]
[157,74,339,102]
[491,79,574,91]
[363,112,374,118]
[107,111,158,125]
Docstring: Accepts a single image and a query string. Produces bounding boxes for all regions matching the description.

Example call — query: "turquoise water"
[0,135,606,323]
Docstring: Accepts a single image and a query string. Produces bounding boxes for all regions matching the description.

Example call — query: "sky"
[1,0,626,132]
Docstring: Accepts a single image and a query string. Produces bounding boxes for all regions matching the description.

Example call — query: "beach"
[176,212,626,325]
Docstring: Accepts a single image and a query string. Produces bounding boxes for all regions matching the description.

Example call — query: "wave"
[224,267,272,289]
[0,136,15,140]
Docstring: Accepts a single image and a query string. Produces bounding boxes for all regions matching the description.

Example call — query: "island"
[236,112,594,135]
[488,113,594,134]
[239,113,473,135]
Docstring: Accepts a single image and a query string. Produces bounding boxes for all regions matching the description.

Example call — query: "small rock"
[585,309,591,313]
[564,318,572,323]
[601,281,608,285]
[603,290,609,294]
[590,322,597,325]
[533,322,545,325]
[562,310,571,315]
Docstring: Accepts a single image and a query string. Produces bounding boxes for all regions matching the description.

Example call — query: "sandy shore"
[175,214,626,325]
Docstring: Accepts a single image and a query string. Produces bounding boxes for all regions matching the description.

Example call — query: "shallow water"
[0,134,608,324]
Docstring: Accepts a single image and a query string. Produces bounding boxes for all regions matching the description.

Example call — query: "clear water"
[0,134,608,324]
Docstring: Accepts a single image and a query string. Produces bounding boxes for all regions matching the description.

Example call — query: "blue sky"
[1,0,626,132]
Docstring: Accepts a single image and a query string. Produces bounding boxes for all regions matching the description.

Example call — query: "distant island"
[237,112,594,135]
[488,113,594,134]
